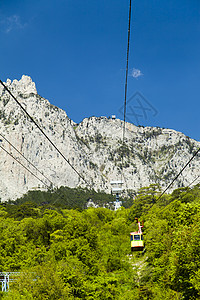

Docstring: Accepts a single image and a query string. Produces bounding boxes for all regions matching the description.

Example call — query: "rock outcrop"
[0,75,199,201]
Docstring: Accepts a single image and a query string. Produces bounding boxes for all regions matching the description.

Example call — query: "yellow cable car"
[130,219,144,251]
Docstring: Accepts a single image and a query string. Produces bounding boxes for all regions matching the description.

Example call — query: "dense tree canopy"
[0,184,200,299]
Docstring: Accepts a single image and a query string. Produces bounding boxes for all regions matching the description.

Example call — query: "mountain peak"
[4,75,37,95]
[0,76,200,202]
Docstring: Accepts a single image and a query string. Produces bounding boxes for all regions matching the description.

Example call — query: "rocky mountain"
[0,75,199,202]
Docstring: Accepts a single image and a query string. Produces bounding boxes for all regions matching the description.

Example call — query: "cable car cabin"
[130,218,144,251]
[130,232,144,251]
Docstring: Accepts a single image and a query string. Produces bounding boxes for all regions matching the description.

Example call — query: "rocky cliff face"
[0,75,199,201]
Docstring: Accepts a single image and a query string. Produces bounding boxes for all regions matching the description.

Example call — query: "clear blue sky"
[1,0,200,141]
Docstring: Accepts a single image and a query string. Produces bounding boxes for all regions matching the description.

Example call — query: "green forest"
[0,184,200,299]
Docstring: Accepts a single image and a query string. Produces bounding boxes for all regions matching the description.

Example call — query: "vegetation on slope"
[6,186,123,210]
[0,184,200,299]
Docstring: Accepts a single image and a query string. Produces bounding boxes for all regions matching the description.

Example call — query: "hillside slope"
[0,75,199,201]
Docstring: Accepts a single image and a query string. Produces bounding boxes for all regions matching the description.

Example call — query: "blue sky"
[1,0,200,141]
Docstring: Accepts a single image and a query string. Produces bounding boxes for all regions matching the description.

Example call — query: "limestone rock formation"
[0,75,199,201]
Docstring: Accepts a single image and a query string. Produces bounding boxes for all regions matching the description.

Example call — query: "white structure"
[110,181,123,210]
[0,273,9,292]
[0,272,21,292]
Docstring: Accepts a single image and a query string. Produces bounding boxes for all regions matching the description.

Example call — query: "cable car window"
[130,235,133,241]
[134,235,140,241]
[141,235,143,240]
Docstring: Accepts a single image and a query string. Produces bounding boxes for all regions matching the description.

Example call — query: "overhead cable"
[0,132,54,188]
[187,175,200,188]
[0,79,89,186]
[157,147,200,200]
[121,0,132,184]
[122,0,132,141]
[0,144,49,188]
[0,137,79,206]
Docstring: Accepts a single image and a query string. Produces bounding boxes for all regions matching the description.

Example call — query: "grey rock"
[0,75,199,201]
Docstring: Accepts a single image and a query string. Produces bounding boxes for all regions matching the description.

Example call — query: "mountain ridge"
[0,75,199,201]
